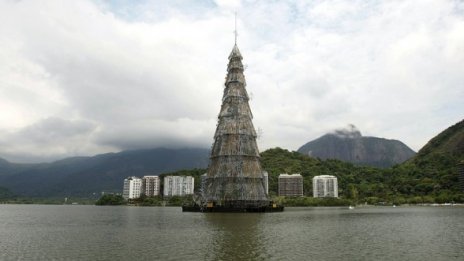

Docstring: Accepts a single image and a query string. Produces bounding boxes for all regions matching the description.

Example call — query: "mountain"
[297,125,416,167]
[414,119,464,161]
[0,148,209,198]
[403,119,464,189]
[388,118,464,198]
[2,120,462,201]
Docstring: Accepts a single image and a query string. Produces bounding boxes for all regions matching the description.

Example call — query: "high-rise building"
[163,176,194,197]
[122,176,142,200]
[263,171,269,195]
[142,176,160,196]
[278,174,304,196]
[203,42,269,209]
[313,175,338,198]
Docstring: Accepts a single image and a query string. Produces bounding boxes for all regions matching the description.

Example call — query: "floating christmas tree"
[203,43,269,209]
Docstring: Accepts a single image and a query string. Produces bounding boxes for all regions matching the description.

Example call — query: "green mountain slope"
[396,119,464,194]
[0,148,209,197]
[261,148,391,200]
[415,119,464,160]
[268,119,464,203]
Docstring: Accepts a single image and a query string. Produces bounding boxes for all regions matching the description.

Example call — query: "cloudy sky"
[0,0,463,163]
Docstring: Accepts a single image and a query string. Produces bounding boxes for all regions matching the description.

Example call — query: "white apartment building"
[122,176,142,199]
[163,176,195,196]
[313,175,338,198]
[278,174,304,196]
[142,175,160,196]
[263,171,269,195]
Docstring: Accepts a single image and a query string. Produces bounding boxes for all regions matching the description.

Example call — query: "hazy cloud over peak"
[0,0,463,162]
[332,124,362,139]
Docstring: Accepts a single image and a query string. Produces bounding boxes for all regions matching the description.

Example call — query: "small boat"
[348,205,354,210]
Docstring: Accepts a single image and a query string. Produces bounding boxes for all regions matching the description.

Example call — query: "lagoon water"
[0,205,463,260]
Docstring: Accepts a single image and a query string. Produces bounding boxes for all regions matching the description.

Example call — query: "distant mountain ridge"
[0,148,209,197]
[297,125,416,167]
[2,120,462,199]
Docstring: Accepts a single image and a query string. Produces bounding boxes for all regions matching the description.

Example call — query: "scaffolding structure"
[203,44,270,210]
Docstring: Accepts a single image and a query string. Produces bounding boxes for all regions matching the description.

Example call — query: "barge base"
[182,204,284,213]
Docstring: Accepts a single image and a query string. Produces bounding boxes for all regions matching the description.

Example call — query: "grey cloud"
[331,124,362,139]
[96,132,208,152]
[17,117,97,144]
[0,117,100,163]
[0,0,463,162]
[92,117,214,151]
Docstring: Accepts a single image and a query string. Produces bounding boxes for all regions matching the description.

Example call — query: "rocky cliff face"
[297,125,416,168]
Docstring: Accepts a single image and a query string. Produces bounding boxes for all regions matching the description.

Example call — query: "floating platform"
[182,203,284,213]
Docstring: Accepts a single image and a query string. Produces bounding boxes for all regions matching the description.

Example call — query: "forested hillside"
[157,138,464,205]
[0,148,209,197]
[2,119,463,205]
[157,120,464,204]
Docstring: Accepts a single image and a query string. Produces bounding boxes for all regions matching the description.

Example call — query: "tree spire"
[234,12,238,45]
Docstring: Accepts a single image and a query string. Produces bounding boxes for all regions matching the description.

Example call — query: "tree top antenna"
[234,12,238,44]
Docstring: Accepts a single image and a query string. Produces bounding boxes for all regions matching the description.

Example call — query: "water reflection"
[204,213,266,260]
[1,206,463,260]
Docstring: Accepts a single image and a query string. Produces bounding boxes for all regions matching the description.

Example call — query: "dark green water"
[0,205,462,260]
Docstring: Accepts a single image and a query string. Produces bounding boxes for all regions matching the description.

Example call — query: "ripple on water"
[0,205,463,260]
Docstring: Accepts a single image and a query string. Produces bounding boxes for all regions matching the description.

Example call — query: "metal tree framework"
[203,44,269,209]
